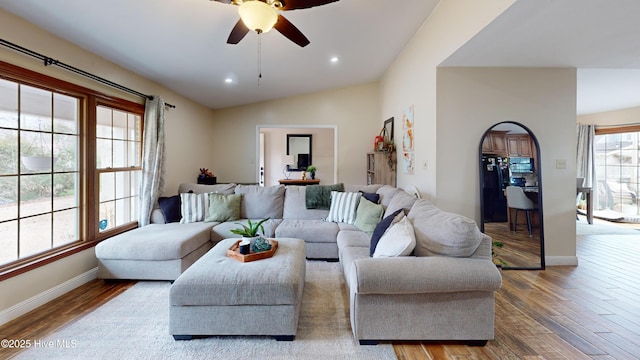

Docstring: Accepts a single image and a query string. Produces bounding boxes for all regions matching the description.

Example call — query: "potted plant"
[306,165,317,179]
[230,218,269,241]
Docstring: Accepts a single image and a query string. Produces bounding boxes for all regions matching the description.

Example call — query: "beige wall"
[260,127,335,187]
[210,82,380,185]
[437,67,578,265]
[380,0,517,201]
[0,9,215,315]
[578,106,640,126]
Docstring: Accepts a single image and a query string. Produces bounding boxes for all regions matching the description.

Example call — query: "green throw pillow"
[205,193,242,222]
[354,198,384,233]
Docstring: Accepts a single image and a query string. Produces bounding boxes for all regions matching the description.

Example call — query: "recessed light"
[330,56,339,64]
[224,78,233,84]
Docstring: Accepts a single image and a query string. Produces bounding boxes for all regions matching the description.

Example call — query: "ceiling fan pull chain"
[257,34,262,86]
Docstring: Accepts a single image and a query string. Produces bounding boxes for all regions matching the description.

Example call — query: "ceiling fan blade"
[211,0,232,3]
[274,15,310,47]
[281,0,339,11]
[227,19,250,44]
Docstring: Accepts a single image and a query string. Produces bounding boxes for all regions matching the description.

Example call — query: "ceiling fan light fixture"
[238,1,278,34]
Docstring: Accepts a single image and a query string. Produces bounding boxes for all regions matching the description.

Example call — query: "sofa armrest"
[351,256,502,295]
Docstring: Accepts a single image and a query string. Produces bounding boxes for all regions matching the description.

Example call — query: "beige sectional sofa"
[95,182,502,345]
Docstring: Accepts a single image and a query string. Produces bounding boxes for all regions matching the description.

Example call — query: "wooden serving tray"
[226,239,278,263]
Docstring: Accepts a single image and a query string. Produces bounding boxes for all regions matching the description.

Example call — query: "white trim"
[545,256,579,266]
[0,267,98,326]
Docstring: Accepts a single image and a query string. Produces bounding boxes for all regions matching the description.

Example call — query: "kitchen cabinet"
[507,135,533,157]
[367,152,396,186]
[482,131,507,155]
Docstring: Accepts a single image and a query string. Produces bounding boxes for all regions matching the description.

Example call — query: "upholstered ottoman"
[169,237,306,341]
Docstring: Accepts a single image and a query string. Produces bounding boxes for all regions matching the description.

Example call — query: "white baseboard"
[545,256,579,266]
[0,267,98,326]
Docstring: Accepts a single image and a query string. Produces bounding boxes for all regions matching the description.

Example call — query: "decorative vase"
[251,236,272,253]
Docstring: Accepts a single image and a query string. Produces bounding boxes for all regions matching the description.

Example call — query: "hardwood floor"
[1,233,639,359]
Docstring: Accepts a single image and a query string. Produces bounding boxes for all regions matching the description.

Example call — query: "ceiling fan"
[213,0,339,47]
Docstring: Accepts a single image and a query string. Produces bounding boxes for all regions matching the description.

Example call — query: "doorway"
[257,125,337,187]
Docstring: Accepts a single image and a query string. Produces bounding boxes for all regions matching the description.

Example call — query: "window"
[594,128,640,216]
[96,105,141,233]
[0,80,80,266]
[0,61,144,274]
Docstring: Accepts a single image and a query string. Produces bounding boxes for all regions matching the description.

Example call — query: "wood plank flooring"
[1,232,639,359]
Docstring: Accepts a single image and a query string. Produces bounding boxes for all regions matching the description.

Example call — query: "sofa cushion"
[95,222,213,261]
[178,183,236,195]
[408,199,483,257]
[354,198,384,233]
[180,193,208,223]
[337,229,371,249]
[344,184,383,194]
[205,193,241,222]
[373,216,416,257]
[275,219,339,244]
[376,185,402,207]
[158,195,181,223]
[370,209,404,256]
[383,189,417,218]
[326,191,361,224]
[283,186,330,220]
[235,185,285,219]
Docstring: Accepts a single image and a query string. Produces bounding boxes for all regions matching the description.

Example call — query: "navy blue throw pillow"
[370,208,403,256]
[158,195,181,223]
[359,191,380,204]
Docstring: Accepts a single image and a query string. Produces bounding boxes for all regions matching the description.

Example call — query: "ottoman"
[169,238,306,341]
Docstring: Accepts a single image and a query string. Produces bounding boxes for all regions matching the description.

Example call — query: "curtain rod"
[0,38,175,108]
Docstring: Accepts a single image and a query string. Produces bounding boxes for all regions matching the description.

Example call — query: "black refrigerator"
[481,156,509,222]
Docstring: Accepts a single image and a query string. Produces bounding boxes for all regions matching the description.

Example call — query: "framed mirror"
[479,121,545,270]
[287,134,312,172]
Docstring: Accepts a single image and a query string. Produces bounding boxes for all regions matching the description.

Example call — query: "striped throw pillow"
[326,191,361,224]
[180,193,208,223]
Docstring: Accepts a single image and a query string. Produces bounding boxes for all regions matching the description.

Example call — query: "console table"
[278,179,320,186]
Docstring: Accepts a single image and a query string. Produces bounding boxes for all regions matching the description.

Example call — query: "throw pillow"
[205,193,242,222]
[353,198,384,233]
[158,195,181,223]
[373,216,416,257]
[369,208,403,256]
[359,190,380,204]
[326,191,361,224]
[180,192,208,223]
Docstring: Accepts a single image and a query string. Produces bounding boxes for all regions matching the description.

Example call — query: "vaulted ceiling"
[2,0,640,114]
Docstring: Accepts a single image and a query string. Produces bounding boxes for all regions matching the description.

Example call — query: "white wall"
[0,9,215,317]
[437,67,578,265]
[260,127,335,187]
[210,82,380,185]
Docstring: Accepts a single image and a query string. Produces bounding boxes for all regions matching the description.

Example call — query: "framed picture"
[383,117,394,143]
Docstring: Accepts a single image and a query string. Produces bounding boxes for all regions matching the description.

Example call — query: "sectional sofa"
[95,182,502,344]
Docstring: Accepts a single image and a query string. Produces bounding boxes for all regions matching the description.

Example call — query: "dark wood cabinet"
[506,135,533,157]
[482,131,507,155]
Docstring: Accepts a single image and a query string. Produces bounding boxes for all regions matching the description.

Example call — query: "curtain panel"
[139,96,166,226]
